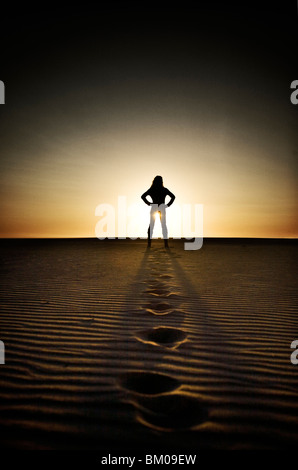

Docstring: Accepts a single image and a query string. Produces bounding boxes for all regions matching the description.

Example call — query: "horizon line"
[0,236,297,241]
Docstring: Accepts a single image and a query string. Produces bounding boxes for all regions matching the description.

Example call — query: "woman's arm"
[141,190,152,206]
[166,189,175,207]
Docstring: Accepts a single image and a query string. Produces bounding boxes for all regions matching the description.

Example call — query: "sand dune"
[0,238,297,450]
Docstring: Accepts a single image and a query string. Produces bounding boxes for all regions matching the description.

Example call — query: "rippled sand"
[0,238,297,450]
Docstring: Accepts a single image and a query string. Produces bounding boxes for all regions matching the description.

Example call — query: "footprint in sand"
[149,261,172,268]
[144,288,171,297]
[142,281,178,294]
[150,270,173,278]
[163,292,182,300]
[134,393,208,431]
[118,371,180,395]
[143,301,175,315]
[144,290,182,300]
[135,327,188,349]
[158,274,173,280]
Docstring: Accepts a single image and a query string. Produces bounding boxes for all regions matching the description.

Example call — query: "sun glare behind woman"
[141,176,175,248]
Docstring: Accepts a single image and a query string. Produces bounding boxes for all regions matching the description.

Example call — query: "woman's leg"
[160,204,168,245]
[148,207,156,246]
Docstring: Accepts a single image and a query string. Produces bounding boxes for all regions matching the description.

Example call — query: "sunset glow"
[0,7,297,239]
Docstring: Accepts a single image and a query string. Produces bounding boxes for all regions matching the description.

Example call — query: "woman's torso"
[148,186,168,205]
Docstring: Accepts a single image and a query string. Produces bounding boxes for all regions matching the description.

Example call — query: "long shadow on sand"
[114,240,280,450]
[115,243,211,439]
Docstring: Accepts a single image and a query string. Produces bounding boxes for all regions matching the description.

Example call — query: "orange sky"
[0,123,297,239]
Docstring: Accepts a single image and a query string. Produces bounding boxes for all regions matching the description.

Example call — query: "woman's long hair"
[151,175,163,189]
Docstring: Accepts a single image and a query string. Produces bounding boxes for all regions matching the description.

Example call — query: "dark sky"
[0,3,297,237]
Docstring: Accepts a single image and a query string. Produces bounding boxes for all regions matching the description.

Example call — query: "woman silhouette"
[141,176,175,248]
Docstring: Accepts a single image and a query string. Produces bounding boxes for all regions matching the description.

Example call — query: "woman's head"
[151,175,163,187]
